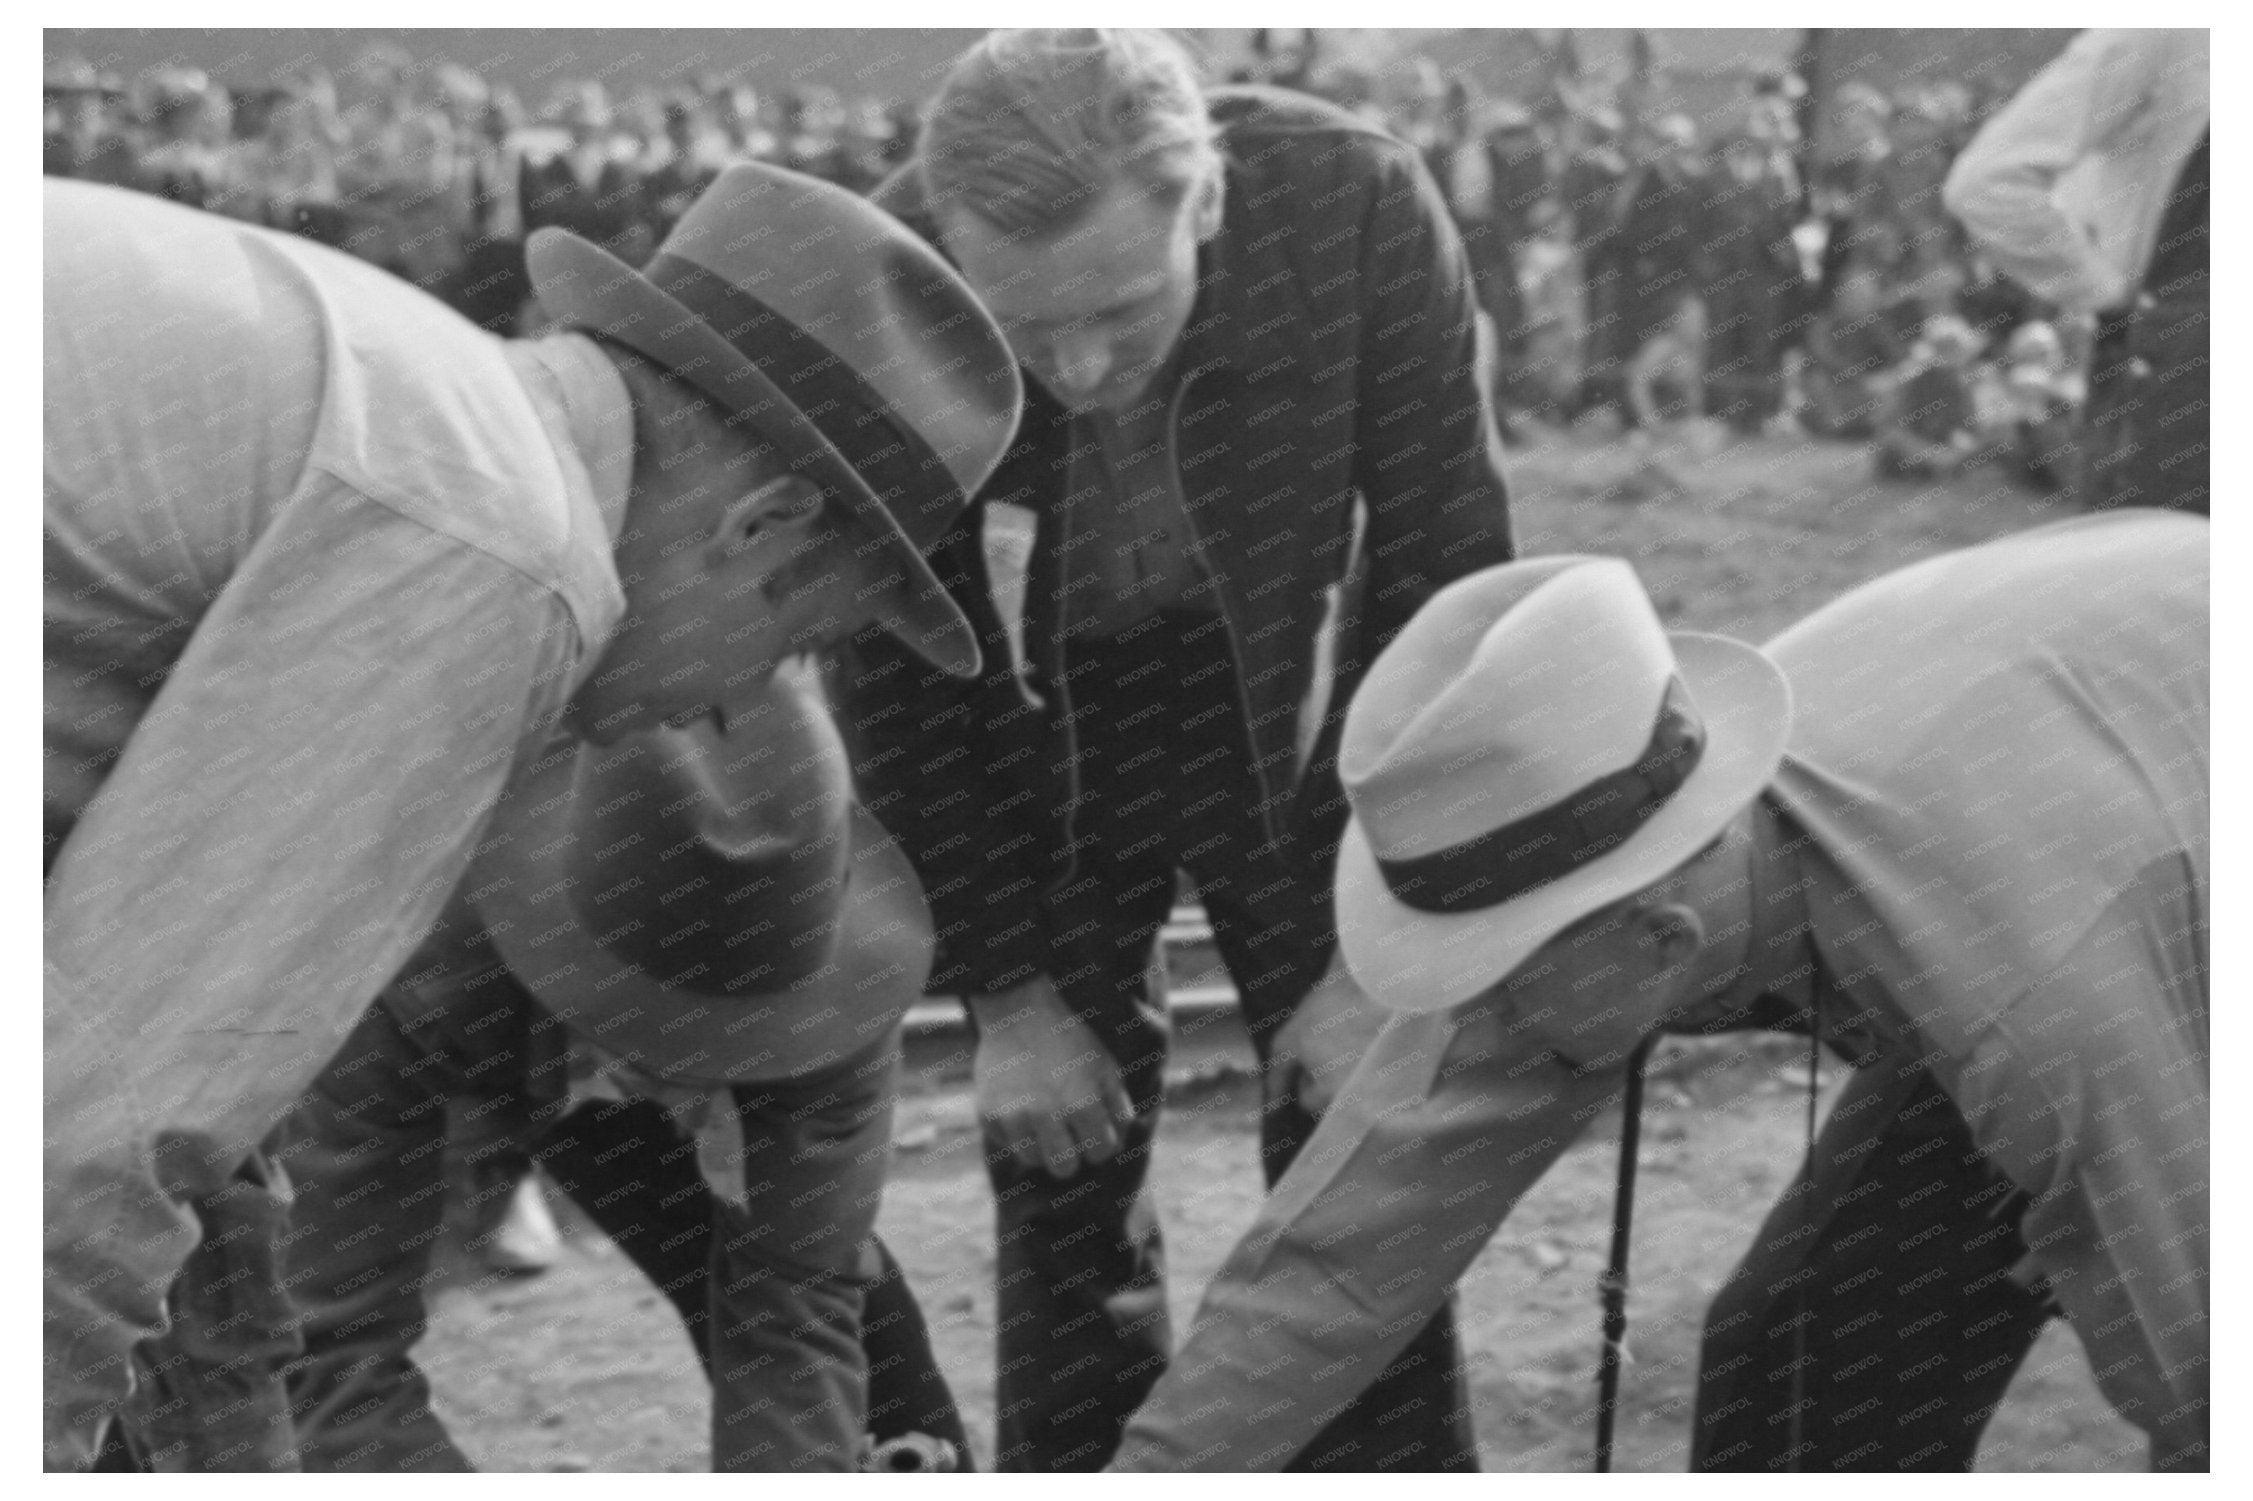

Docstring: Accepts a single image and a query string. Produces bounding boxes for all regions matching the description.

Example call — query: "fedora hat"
[466,666,933,1082]
[1334,557,1794,1014]
[526,161,1024,680]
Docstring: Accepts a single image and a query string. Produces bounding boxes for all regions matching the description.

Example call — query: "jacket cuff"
[924,888,1051,998]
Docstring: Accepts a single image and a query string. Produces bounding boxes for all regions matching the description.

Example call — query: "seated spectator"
[1872,312,1985,478]
[1972,320,2085,492]
[1625,290,1707,431]
[1798,263,1914,437]
[1955,246,2048,347]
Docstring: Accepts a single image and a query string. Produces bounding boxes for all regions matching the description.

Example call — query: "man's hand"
[1267,952,1389,1118]
[969,976,1136,1178]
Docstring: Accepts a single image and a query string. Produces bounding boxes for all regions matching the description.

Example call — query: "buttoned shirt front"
[1056,367,1221,641]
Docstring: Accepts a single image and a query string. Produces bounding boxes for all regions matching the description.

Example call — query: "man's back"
[45,182,330,829]
[1761,512,2208,1465]
[44,181,601,842]
[1766,511,2207,1056]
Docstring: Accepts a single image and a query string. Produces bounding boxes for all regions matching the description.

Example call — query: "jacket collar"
[1175,220,1239,378]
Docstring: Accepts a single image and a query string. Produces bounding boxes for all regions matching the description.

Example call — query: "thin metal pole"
[1785,1005,1825,1469]
[1595,1033,1658,1472]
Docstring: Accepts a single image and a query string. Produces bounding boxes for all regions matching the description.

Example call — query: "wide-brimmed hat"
[1335,557,1794,1014]
[467,668,933,1082]
[526,161,1023,680]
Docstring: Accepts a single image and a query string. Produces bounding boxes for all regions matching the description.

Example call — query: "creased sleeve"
[1941,30,2151,313]
[44,480,578,1179]
[1110,1003,1616,1471]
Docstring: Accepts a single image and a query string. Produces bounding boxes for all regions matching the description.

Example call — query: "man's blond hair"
[918,29,1223,238]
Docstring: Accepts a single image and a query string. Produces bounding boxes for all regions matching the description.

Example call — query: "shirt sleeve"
[1109,1000,1619,1471]
[1942,30,2155,313]
[44,479,580,1171]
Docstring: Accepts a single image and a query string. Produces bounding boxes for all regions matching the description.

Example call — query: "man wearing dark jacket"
[832,29,1517,1472]
[1698,127,1810,432]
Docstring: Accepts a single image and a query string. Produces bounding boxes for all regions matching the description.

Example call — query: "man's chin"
[669,705,726,736]
[1048,372,1158,416]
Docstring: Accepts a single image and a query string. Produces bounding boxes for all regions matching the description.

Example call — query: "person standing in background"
[1698,125,1808,434]
[1944,28,2208,514]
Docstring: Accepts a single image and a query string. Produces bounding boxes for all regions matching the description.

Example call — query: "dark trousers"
[1692,1059,2054,1471]
[1459,218,1536,413]
[544,1098,972,1460]
[1703,281,1790,430]
[283,982,967,1470]
[2082,303,2210,516]
[990,612,1476,1472]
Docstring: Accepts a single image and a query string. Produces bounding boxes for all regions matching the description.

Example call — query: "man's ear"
[713,474,825,560]
[1636,902,1706,979]
[1188,164,1225,245]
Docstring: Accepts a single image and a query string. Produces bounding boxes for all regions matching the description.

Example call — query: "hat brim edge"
[525,228,981,680]
[474,794,934,1083]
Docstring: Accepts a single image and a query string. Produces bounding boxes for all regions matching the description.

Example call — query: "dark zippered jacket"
[833,86,1517,997]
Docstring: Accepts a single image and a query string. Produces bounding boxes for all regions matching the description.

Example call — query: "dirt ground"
[416,425,2141,1471]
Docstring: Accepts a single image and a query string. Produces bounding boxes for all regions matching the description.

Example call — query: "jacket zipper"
[1045,358,1276,896]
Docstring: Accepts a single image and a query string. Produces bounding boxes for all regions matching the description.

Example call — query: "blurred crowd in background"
[44,33,2084,491]
[43,44,917,335]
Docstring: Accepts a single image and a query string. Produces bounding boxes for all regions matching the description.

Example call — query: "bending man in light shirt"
[1109,511,2206,1472]
[43,165,1022,1468]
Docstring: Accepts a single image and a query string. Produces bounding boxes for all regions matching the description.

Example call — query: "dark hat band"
[1377,675,1706,915]
[646,255,958,542]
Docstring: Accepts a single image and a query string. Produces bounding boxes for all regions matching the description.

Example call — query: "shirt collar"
[506,332,635,545]
[1740,796,1823,1019]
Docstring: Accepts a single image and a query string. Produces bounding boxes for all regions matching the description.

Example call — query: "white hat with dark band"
[1334,556,1795,1013]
